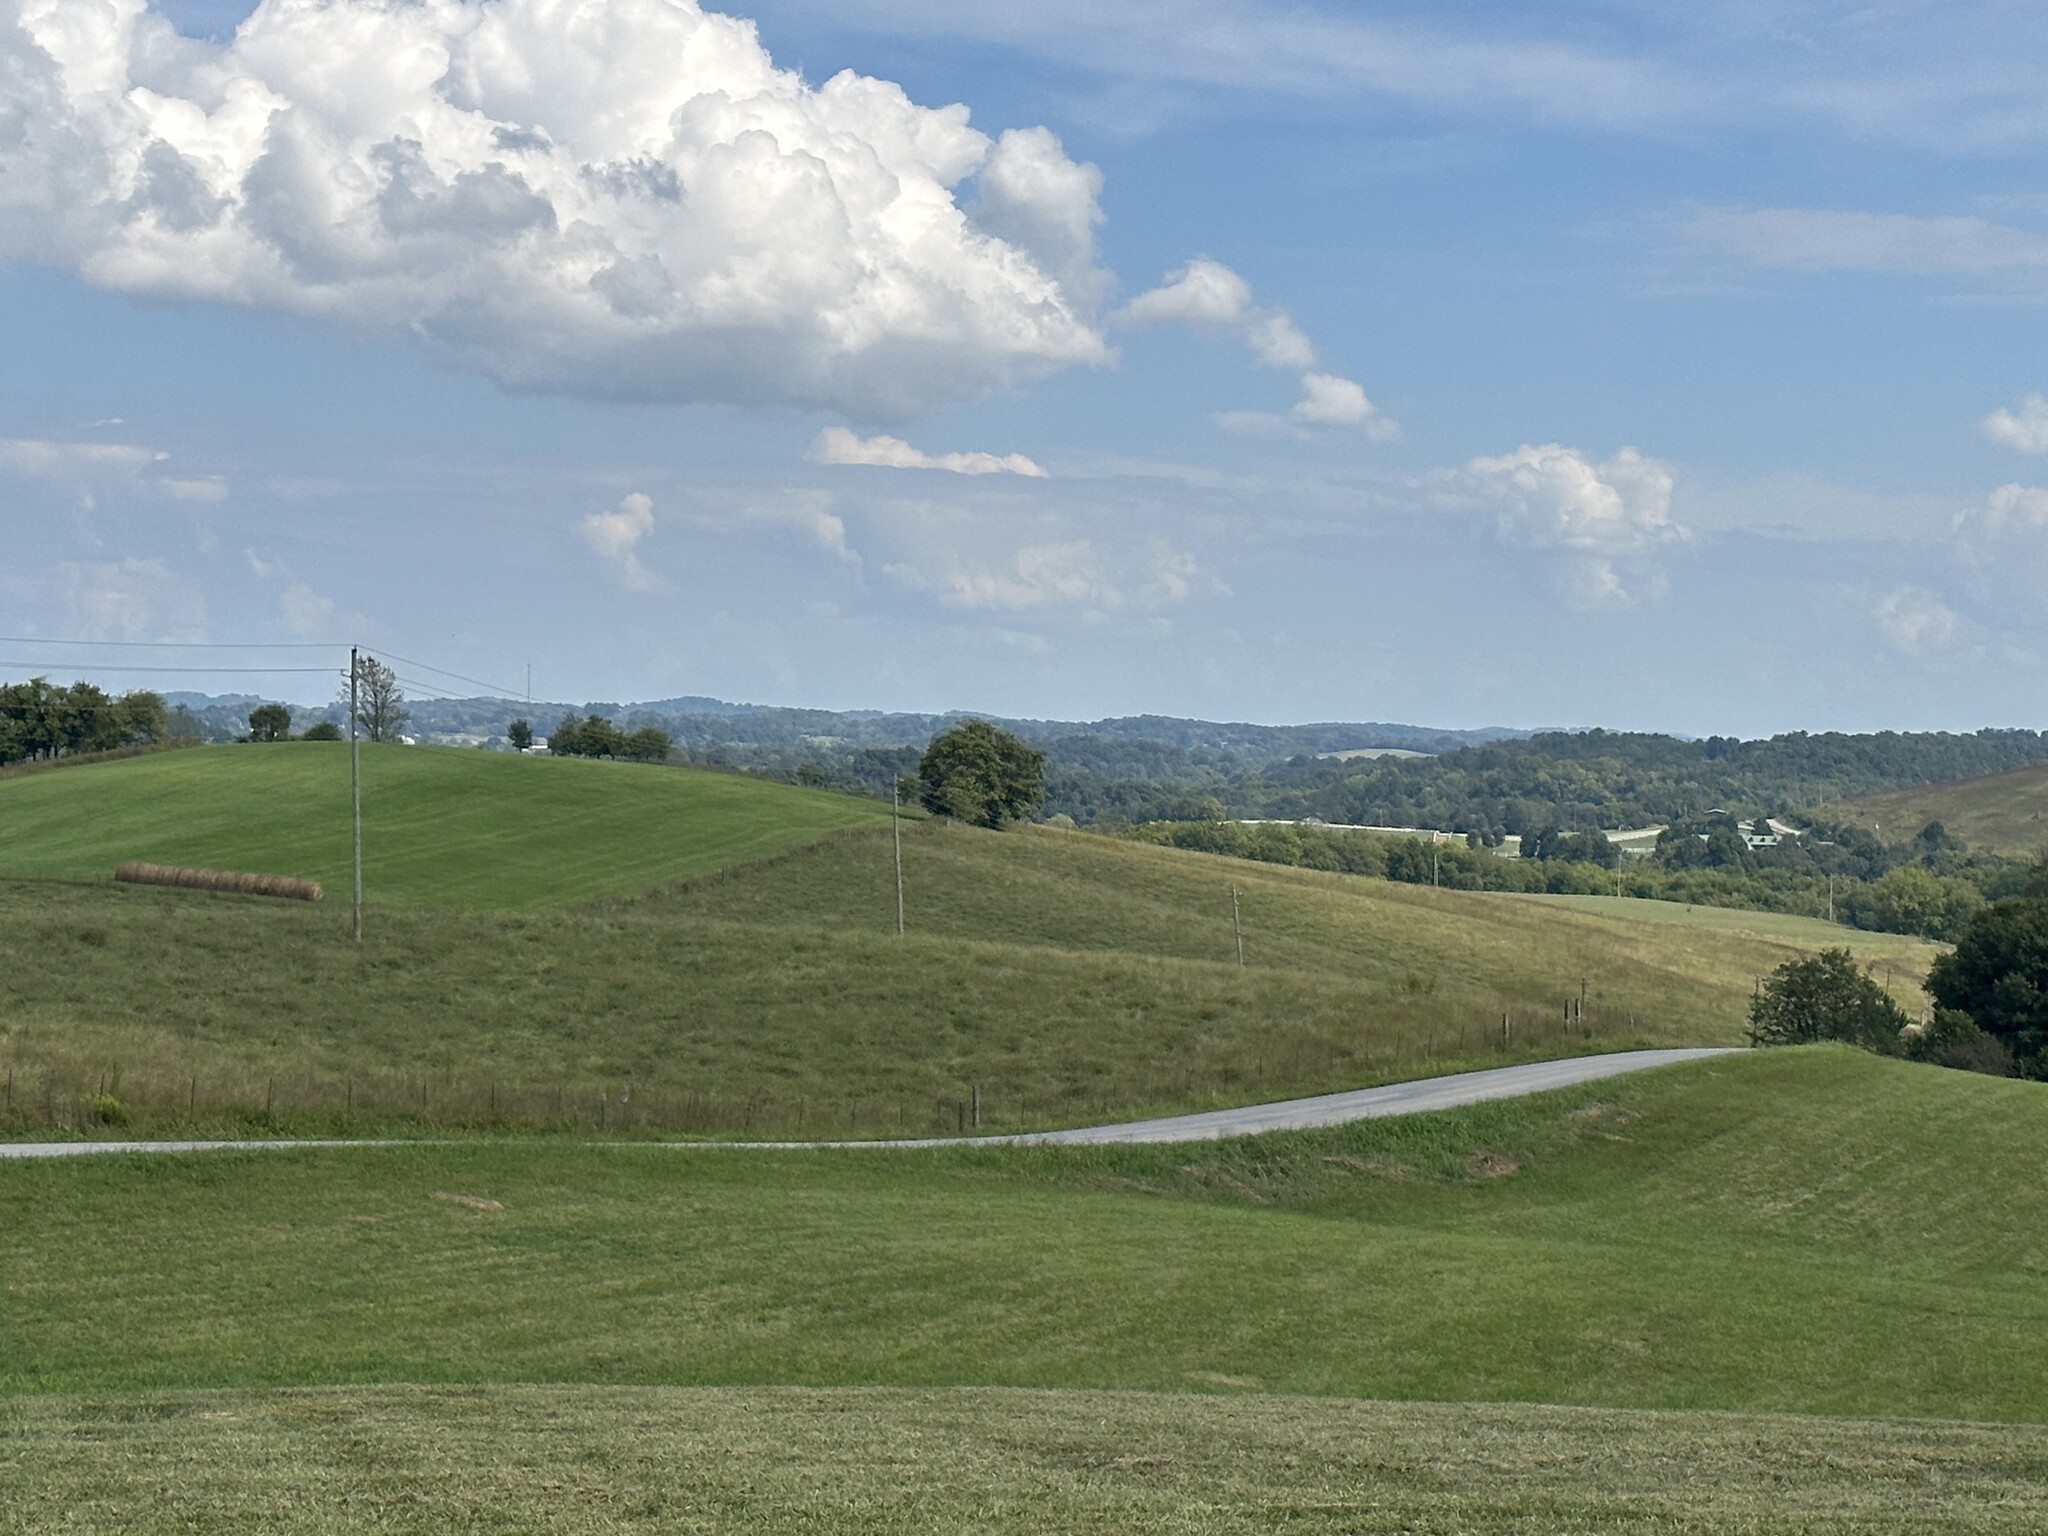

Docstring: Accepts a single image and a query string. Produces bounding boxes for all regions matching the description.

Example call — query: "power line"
[387,672,473,702]
[375,650,522,699]
[0,661,336,674]
[0,636,338,649]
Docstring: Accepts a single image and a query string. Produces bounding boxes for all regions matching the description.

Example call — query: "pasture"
[4,1051,2048,1530]
[1832,759,2048,858]
[0,742,893,911]
[0,808,1941,1138]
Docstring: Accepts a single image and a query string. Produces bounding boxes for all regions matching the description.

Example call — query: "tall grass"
[0,820,1940,1138]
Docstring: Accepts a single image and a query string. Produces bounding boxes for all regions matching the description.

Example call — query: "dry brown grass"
[113,862,323,903]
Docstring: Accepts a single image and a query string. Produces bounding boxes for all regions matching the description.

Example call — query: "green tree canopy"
[917,720,1046,829]
[621,725,672,762]
[247,703,292,742]
[1927,899,2048,1073]
[0,679,167,764]
[507,718,533,752]
[1747,948,1905,1053]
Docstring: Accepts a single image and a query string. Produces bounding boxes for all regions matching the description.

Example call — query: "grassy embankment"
[1834,758,2048,858]
[4,1050,2048,1530]
[0,744,1941,1136]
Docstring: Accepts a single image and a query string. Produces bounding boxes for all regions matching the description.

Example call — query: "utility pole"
[1231,885,1244,965]
[349,645,362,944]
[892,782,905,935]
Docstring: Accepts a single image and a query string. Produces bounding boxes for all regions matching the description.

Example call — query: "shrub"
[1900,1010,2015,1076]
[301,721,343,742]
[1747,948,1905,1053]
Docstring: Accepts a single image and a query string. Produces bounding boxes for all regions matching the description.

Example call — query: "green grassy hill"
[1832,759,2048,857]
[0,815,1942,1139]
[5,1050,2047,1530]
[0,743,894,911]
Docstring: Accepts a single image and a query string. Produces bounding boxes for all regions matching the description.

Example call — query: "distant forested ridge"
[144,692,2048,836]
[1202,729,2048,836]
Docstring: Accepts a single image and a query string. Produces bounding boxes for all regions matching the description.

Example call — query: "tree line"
[1127,815,2028,944]
[0,678,167,765]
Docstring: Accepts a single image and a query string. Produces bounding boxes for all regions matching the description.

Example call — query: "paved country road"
[0,1049,1737,1160]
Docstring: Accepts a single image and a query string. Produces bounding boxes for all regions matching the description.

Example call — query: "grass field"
[1832,759,2048,858]
[0,817,1942,1138]
[0,743,893,911]
[9,1385,2046,1534]
[4,1050,2048,1530]
[7,1051,2045,1418]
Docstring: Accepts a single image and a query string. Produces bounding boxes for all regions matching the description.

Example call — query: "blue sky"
[4,0,2047,734]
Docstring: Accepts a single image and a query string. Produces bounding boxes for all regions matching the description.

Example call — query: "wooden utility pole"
[892,782,905,935]
[349,645,362,943]
[1231,885,1244,965]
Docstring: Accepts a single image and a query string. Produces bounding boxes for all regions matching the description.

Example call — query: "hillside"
[0,743,892,912]
[6,1051,2048,1419]
[0,811,1942,1139]
[1834,759,2048,858]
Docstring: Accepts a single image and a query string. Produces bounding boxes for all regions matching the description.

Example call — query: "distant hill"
[1832,760,2048,858]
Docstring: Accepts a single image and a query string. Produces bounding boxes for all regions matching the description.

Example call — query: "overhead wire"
[0,636,339,649]
[373,650,523,699]
[0,661,337,674]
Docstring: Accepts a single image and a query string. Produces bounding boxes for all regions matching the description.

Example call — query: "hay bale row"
[114,861,323,903]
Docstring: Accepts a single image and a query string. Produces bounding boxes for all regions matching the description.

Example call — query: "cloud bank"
[0,0,1111,419]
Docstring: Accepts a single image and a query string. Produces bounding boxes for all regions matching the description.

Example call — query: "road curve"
[0,1048,1737,1160]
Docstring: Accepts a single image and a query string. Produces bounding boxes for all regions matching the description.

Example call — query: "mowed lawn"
[6,1051,2047,1425]
[0,744,893,910]
[9,1385,2047,1535]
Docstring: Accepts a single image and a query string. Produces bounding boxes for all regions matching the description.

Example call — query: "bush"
[1900,1010,2015,1076]
[1747,948,1905,1053]
[301,721,343,742]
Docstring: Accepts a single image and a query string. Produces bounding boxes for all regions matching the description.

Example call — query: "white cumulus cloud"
[579,490,658,590]
[1116,257,1390,437]
[1983,396,2048,454]
[0,0,1110,419]
[1449,443,1684,610]
[1974,483,2048,533]
[1873,586,1959,655]
[809,426,1046,477]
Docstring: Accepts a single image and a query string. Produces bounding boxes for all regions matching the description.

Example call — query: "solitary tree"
[341,654,409,742]
[248,703,292,742]
[507,718,534,752]
[1747,948,1904,1053]
[917,719,1045,829]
